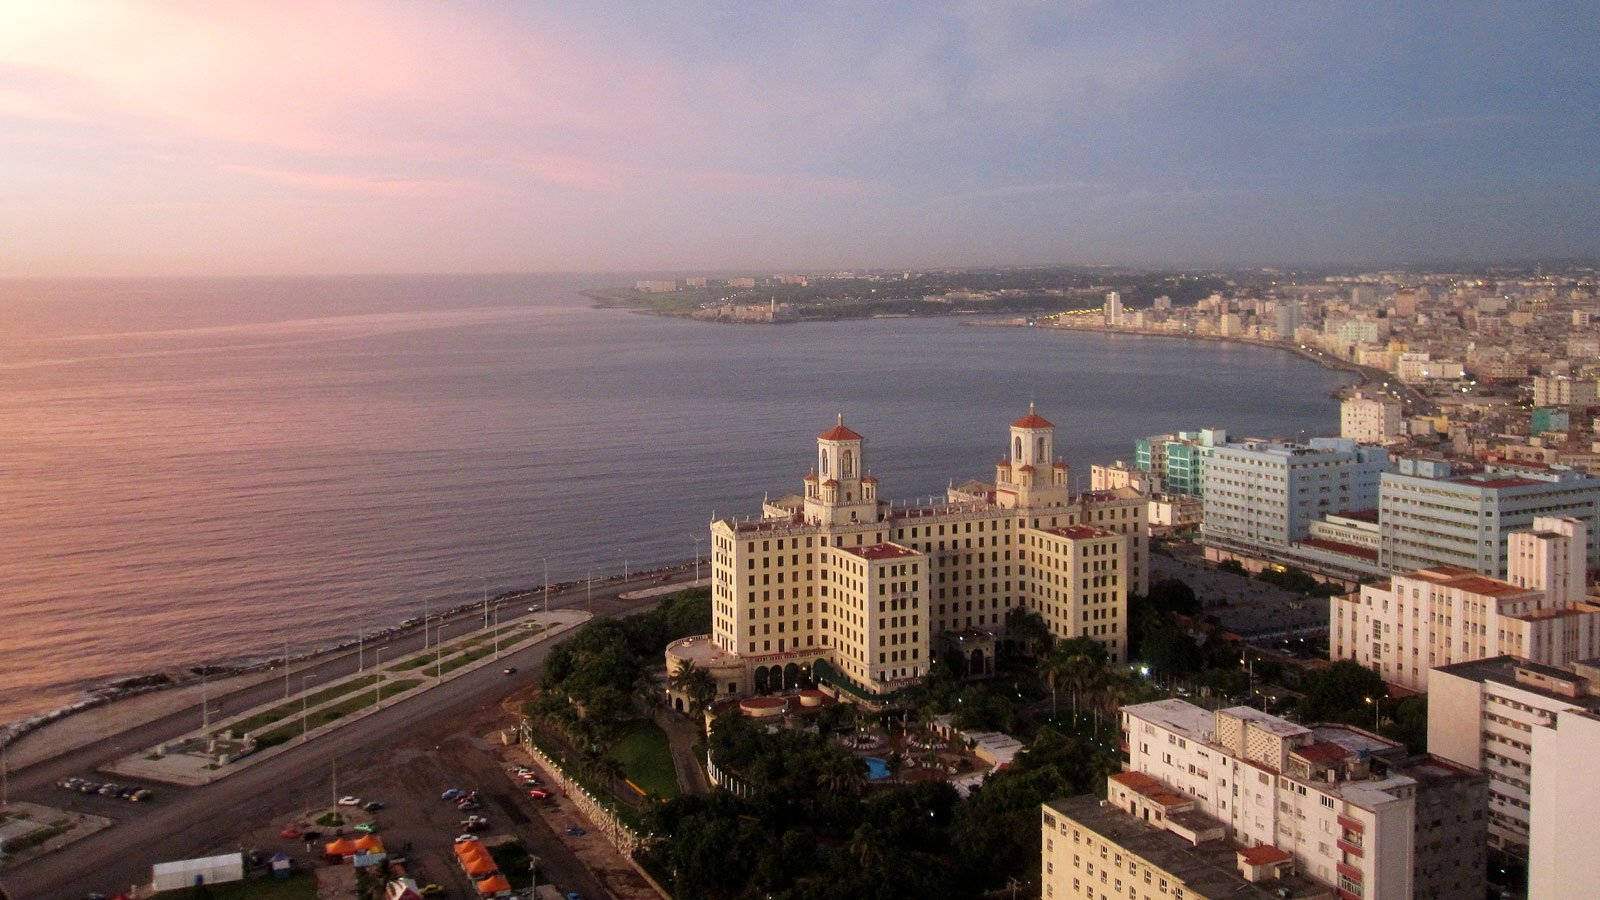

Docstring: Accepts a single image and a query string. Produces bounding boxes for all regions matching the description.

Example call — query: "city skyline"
[4,2,1599,278]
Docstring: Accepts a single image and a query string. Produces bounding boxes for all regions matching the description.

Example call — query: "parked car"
[440,788,465,800]
[453,834,480,844]
[299,830,323,842]
[528,788,551,799]
[420,885,445,897]
[279,825,302,839]
[501,667,517,675]
[564,825,586,837]
[132,789,155,802]
[97,784,121,796]
[354,823,378,834]
[77,781,101,794]
[336,795,361,806]
[363,800,383,811]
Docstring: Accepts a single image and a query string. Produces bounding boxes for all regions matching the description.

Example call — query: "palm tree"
[590,754,626,790]
[819,753,866,798]
[669,661,717,713]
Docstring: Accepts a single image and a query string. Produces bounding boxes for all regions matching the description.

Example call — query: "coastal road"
[2,568,692,898]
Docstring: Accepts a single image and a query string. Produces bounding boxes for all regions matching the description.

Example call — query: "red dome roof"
[1012,402,1054,429]
[818,413,862,441]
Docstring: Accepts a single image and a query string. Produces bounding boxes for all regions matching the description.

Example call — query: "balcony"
[1337,837,1364,858]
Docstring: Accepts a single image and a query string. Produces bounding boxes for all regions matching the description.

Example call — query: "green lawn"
[254,679,422,746]
[224,675,381,737]
[610,724,680,799]
[154,870,317,899]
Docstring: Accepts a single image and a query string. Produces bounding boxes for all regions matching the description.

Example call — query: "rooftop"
[1220,706,1312,738]
[843,542,921,561]
[1109,771,1192,808]
[1123,699,1216,743]
[1044,524,1116,540]
[1044,796,1330,899]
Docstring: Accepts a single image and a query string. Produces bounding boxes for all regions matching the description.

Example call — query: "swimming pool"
[865,757,890,780]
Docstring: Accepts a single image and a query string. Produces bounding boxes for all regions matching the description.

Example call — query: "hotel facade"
[666,408,1144,705]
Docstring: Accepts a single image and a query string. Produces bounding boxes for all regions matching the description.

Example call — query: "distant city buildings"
[1340,393,1403,445]
[1103,291,1124,327]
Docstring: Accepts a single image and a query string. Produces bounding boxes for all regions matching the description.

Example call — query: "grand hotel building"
[666,408,1146,705]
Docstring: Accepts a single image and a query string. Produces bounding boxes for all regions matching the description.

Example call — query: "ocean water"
[0,274,1350,724]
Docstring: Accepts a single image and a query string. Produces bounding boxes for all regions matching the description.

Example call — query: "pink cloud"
[219,163,484,197]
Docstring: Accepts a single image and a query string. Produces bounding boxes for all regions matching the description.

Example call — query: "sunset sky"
[3,1,1597,276]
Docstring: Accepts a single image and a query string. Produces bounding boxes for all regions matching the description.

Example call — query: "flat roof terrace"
[843,542,922,560]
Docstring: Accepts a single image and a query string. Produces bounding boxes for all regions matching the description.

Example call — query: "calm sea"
[0,274,1350,724]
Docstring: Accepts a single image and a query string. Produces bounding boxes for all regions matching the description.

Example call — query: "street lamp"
[694,537,705,582]
[1365,696,1381,732]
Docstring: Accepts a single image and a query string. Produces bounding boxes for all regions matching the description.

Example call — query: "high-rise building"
[1134,429,1227,497]
[1430,655,1600,858]
[1532,374,1600,407]
[1339,393,1403,444]
[1119,700,1486,899]
[1527,705,1600,897]
[1104,291,1124,327]
[665,409,1141,706]
[1274,299,1301,341]
[1378,468,1600,577]
[1200,438,1389,552]
[1333,517,1600,691]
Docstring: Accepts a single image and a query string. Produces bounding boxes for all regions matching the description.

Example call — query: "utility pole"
[374,648,384,709]
[284,640,291,698]
[587,570,593,614]
[357,629,364,673]
[478,576,489,628]
[301,675,311,742]
[694,537,704,582]
[201,673,210,734]
[543,558,549,613]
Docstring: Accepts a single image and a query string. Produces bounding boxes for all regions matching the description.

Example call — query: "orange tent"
[325,837,359,857]
[354,834,386,854]
[452,839,482,857]
[475,874,511,895]
[460,852,497,877]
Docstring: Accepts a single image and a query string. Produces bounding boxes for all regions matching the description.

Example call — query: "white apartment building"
[1429,655,1600,857]
[1200,438,1389,552]
[1527,706,1600,899]
[1332,518,1600,692]
[1104,291,1124,327]
[667,408,1143,706]
[1120,700,1484,899]
[1040,785,1331,899]
[1339,393,1403,445]
[1532,374,1599,408]
[1378,466,1600,577]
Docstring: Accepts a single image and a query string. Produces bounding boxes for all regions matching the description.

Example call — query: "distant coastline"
[967,317,1419,404]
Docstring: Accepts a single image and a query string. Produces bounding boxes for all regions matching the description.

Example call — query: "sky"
[2,1,1597,277]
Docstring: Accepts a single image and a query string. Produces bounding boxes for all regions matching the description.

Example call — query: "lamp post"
[694,537,704,582]
[1365,695,1381,732]
[301,674,312,742]
[478,576,489,629]
[542,558,550,614]
[357,629,364,673]
[374,648,384,709]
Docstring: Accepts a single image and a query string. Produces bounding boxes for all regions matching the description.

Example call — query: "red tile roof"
[819,414,862,441]
[1012,412,1054,429]
[1108,771,1190,807]
[1239,845,1293,866]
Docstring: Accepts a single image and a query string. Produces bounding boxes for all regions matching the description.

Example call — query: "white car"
[337,796,362,806]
